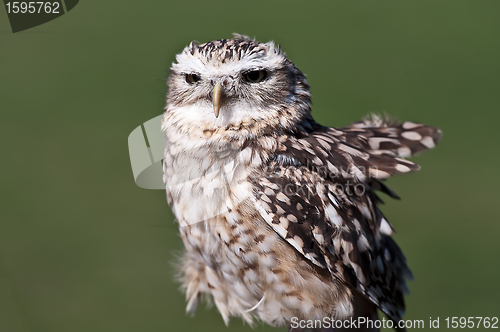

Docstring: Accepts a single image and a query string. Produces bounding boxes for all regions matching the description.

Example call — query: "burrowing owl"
[162,35,441,331]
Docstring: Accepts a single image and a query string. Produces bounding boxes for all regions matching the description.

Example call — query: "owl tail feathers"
[176,252,210,317]
[185,290,199,316]
[345,114,442,158]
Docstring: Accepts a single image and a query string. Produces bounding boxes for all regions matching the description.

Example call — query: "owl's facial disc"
[166,38,311,132]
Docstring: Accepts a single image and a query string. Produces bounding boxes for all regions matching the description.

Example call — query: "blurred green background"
[1,1,499,331]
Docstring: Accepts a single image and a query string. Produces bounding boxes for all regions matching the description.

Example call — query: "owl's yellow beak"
[212,82,222,118]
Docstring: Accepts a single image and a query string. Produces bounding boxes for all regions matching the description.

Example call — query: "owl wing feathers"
[251,119,440,322]
[342,115,443,158]
[251,163,409,322]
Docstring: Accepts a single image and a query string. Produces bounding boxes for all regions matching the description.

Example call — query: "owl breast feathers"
[162,35,441,332]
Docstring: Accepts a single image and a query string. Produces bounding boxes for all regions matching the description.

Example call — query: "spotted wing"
[339,115,442,158]
[252,119,440,322]
[251,163,409,321]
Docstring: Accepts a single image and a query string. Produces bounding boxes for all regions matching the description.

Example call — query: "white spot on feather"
[326,204,342,226]
[357,235,370,252]
[287,235,305,253]
[339,144,364,157]
[350,166,366,181]
[279,217,289,229]
[313,231,325,245]
[402,121,421,129]
[395,164,411,173]
[327,161,339,174]
[369,168,391,179]
[421,136,436,149]
[379,218,393,236]
[350,262,366,284]
[276,192,290,204]
[401,131,422,141]
[397,147,412,157]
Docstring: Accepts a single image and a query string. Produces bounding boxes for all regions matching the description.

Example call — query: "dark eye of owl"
[185,73,201,84]
[243,70,267,83]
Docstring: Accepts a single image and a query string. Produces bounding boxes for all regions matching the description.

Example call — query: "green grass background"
[1,1,499,331]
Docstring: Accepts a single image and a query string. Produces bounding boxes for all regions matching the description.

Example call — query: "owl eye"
[185,74,201,84]
[243,70,267,83]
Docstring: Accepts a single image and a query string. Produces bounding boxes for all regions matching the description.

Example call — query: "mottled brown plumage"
[162,34,441,331]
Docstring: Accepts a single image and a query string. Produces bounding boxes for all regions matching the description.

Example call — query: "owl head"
[165,34,311,137]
